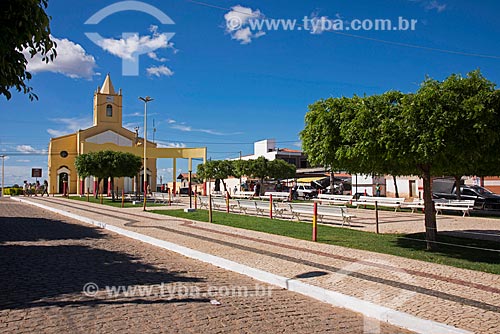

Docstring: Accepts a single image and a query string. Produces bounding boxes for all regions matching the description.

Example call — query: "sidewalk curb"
[12,197,472,334]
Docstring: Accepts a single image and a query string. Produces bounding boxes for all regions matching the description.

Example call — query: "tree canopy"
[0,0,57,100]
[74,151,142,200]
[197,157,296,195]
[300,70,500,249]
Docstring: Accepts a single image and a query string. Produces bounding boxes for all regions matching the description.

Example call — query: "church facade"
[47,74,157,195]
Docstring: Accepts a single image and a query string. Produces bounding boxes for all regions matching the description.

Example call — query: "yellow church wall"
[47,74,206,195]
[48,133,77,194]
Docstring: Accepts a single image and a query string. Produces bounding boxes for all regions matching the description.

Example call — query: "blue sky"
[2,0,500,186]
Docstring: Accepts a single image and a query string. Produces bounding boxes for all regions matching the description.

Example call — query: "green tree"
[196,160,234,193]
[268,158,296,180]
[75,151,142,201]
[301,70,500,250]
[1,0,57,100]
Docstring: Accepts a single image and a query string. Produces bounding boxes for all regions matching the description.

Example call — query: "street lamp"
[139,96,154,211]
[0,155,5,198]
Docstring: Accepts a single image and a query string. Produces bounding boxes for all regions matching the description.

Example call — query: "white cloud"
[24,36,97,79]
[157,141,187,148]
[47,117,93,137]
[167,119,176,124]
[412,0,447,12]
[170,123,242,136]
[16,145,46,154]
[147,51,167,62]
[426,0,447,12]
[96,32,170,61]
[146,65,174,77]
[224,5,265,44]
[16,159,31,163]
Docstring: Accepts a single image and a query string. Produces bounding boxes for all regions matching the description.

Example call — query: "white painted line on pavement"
[11,197,472,334]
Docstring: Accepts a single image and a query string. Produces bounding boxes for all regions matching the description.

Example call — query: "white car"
[296,185,318,199]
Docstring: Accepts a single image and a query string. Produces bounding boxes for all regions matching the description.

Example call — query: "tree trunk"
[421,165,437,250]
[454,175,461,200]
[111,177,115,201]
[330,169,335,194]
[214,179,220,192]
[393,175,399,198]
[221,179,230,198]
[95,178,100,199]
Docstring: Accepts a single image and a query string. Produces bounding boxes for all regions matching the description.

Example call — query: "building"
[239,139,309,169]
[48,74,157,195]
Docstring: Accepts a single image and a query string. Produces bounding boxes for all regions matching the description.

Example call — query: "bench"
[236,199,288,217]
[212,196,238,212]
[151,192,168,204]
[352,196,406,212]
[260,191,290,201]
[434,199,474,217]
[197,195,209,209]
[288,203,354,226]
[313,194,353,205]
[232,191,255,199]
[403,198,424,213]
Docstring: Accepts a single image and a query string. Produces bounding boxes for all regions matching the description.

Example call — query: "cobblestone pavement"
[13,196,500,334]
[0,198,413,334]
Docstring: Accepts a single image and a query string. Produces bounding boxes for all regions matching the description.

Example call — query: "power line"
[184,0,500,60]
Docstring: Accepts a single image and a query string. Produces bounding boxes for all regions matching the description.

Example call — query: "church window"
[106,104,113,117]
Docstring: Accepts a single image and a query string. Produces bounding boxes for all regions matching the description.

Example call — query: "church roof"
[100,73,115,94]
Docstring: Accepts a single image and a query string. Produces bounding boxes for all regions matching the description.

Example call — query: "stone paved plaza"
[0,199,412,333]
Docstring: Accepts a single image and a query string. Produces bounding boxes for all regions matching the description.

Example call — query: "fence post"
[225,191,229,213]
[194,190,198,210]
[269,194,273,219]
[375,201,379,234]
[121,189,125,208]
[208,193,213,223]
[168,188,172,206]
[87,187,90,202]
[312,202,318,241]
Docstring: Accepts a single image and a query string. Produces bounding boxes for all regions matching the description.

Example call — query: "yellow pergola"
[78,142,207,195]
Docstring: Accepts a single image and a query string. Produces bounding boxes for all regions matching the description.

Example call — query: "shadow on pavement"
[0,217,204,309]
[395,232,500,265]
[0,217,105,243]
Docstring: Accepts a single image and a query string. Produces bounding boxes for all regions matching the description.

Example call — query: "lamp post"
[0,155,5,198]
[139,96,153,211]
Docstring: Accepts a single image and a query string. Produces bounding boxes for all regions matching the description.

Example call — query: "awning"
[296,177,326,183]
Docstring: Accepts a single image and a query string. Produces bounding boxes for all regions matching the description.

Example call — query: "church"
[47,74,157,195]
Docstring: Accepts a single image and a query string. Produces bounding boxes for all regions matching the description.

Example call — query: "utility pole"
[239,151,242,191]
[139,96,154,211]
[0,155,5,198]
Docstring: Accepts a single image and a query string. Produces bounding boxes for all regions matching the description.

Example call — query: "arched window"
[106,104,113,117]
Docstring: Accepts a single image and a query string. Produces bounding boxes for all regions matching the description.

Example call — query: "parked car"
[296,184,318,199]
[179,187,194,196]
[433,185,500,210]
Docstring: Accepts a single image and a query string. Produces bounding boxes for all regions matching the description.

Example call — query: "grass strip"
[152,209,500,274]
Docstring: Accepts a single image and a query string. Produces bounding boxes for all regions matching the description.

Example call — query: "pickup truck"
[433,184,500,210]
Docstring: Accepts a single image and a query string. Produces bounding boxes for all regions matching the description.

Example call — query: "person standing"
[42,180,49,196]
[375,183,381,197]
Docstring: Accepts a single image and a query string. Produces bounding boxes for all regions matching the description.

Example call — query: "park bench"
[232,191,255,199]
[236,199,288,217]
[351,196,406,212]
[313,194,353,205]
[151,192,167,204]
[434,199,474,217]
[403,198,425,213]
[212,196,238,212]
[288,203,354,226]
[260,191,290,201]
[197,195,209,209]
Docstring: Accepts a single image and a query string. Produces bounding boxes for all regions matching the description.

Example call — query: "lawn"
[152,209,500,274]
[69,195,165,208]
